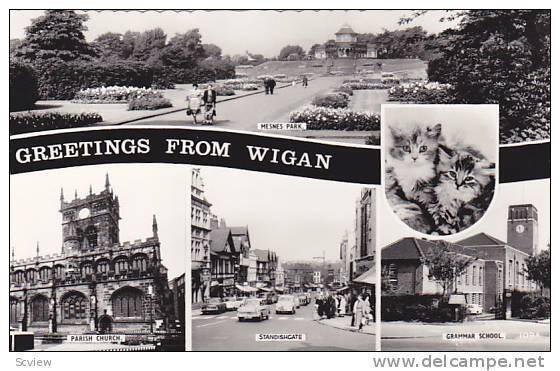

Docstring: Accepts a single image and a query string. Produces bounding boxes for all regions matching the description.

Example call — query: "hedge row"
[128,96,172,111]
[33,59,172,100]
[73,86,164,104]
[10,112,103,135]
[289,106,380,131]
[10,60,39,111]
[311,92,350,109]
[381,295,457,322]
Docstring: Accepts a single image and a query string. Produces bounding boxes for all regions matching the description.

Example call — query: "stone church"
[9,174,172,335]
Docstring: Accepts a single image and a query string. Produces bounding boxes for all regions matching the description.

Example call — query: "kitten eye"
[419,145,428,152]
[448,171,457,178]
[402,145,411,152]
[465,176,475,182]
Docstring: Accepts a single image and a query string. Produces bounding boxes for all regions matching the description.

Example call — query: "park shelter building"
[314,24,378,59]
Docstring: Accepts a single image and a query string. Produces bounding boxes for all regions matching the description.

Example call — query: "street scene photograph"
[191,167,378,351]
[379,179,550,351]
[10,10,549,146]
[9,164,187,351]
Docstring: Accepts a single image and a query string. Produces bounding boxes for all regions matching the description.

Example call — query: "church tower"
[60,173,121,254]
[507,204,538,256]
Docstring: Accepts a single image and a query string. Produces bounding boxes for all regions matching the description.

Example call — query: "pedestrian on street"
[353,294,366,331]
[338,294,347,317]
[302,75,308,88]
[349,292,357,327]
[186,83,202,124]
[264,78,270,95]
[268,78,277,95]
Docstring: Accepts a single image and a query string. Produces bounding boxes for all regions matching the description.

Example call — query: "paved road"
[192,301,375,351]
[127,76,378,144]
[381,320,550,351]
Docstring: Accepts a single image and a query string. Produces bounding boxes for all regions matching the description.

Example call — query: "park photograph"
[9,10,550,146]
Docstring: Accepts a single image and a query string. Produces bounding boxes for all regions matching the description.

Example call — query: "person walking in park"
[264,77,277,95]
[202,83,217,124]
[186,83,202,124]
[302,75,308,88]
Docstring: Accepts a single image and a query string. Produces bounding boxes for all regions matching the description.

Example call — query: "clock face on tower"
[78,207,91,219]
[515,224,525,234]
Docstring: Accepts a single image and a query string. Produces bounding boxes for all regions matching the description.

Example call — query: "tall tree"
[525,248,550,295]
[159,29,206,69]
[12,10,96,62]
[202,43,222,59]
[278,45,305,60]
[131,28,167,62]
[92,32,127,60]
[420,242,476,296]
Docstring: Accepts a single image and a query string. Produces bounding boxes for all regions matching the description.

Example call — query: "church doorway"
[98,315,113,334]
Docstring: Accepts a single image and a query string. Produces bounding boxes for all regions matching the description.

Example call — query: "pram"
[203,102,216,124]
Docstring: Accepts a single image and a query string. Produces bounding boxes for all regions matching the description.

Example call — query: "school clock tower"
[506,204,538,256]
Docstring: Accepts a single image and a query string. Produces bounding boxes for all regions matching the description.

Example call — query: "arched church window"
[39,267,51,282]
[114,258,129,274]
[26,269,36,284]
[96,259,109,273]
[61,292,87,320]
[12,270,24,284]
[85,226,98,249]
[132,255,148,272]
[31,295,49,322]
[53,265,65,279]
[9,298,19,324]
[112,287,144,318]
[81,262,93,277]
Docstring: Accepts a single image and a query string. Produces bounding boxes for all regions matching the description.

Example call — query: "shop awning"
[353,266,377,285]
[235,284,258,293]
[336,286,349,293]
[258,287,273,292]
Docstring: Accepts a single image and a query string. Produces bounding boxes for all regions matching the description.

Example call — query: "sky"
[10,164,188,279]
[379,178,551,252]
[9,10,460,57]
[197,166,364,262]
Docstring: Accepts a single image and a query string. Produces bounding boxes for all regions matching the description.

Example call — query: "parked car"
[466,304,483,315]
[276,295,297,314]
[223,296,244,311]
[298,293,309,306]
[238,298,270,321]
[201,298,227,314]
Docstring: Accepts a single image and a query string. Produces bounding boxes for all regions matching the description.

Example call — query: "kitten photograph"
[383,105,498,236]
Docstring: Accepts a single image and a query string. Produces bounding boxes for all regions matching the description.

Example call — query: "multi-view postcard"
[8,8,550,360]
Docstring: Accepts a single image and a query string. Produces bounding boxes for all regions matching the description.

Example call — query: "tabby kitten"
[429,147,495,235]
[385,123,442,232]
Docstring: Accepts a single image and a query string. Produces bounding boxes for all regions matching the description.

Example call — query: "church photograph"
[379,179,550,351]
[9,164,187,351]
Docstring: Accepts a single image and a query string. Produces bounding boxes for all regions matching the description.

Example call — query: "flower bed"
[311,92,350,109]
[73,86,165,104]
[10,112,103,135]
[342,82,387,90]
[387,82,454,104]
[128,96,172,111]
[213,85,235,96]
[333,85,354,96]
[289,106,380,131]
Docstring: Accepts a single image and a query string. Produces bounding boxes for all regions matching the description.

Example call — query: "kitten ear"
[389,126,403,141]
[426,123,442,138]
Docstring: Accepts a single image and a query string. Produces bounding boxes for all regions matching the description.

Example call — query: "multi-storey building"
[353,188,376,279]
[191,168,212,304]
[9,175,171,335]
